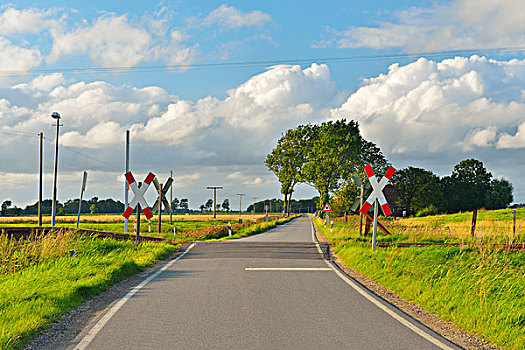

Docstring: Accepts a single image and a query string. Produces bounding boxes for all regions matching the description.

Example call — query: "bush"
[415,204,439,217]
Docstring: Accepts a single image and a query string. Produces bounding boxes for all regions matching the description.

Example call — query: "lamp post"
[51,112,61,227]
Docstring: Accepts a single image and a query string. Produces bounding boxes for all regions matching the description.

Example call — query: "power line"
[42,136,120,171]
[1,46,524,78]
[0,128,40,137]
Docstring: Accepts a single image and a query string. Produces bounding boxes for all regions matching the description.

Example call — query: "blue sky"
[1,0,525,209]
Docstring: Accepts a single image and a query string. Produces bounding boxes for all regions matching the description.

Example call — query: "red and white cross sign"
[123,172,155,220]
[359,165,396,216]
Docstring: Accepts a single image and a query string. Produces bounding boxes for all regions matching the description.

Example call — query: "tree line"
[246,197,319,214]
[0,197,190,216]
[266,119,514,217]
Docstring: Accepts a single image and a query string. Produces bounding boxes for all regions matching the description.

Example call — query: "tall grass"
[0,232,177,349]
[314,212,525,350]
[0,229,81,274]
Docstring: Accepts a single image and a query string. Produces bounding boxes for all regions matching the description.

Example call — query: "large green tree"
[391,167,443,215]
[442,158,493,212]
[302,120,361,208]
[265,124,315,215]
[303,120,386,210]
[485,178,513,210]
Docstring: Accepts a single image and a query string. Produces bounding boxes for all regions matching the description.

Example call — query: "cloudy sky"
[1,0,525,210]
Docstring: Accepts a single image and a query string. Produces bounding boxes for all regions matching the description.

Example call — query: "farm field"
[315,208,525,350]
[0,213,273,241]
[0,213,265,224]
[327,207,525,244]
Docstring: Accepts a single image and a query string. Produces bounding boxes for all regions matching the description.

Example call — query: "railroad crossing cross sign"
[152,176,173,213]
[123,172,155,219]
[322,203,332,211]
[359,164,396,216]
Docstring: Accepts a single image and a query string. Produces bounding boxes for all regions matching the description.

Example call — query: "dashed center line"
[245,267,332,271]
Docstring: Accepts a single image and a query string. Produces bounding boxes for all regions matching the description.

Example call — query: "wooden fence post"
[364,214,371,237]
[470,209,477,238]
[513,210,516,236]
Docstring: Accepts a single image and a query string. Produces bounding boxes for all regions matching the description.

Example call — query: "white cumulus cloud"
[203,4,271,30]
[497,122,525,149]
[331,56,525,154]
[325,0,525,52]
[0,37,42,71]
[48,14,196,67]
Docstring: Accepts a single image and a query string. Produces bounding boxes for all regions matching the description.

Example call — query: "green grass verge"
[314,215,525,350]
[0,232,177,350]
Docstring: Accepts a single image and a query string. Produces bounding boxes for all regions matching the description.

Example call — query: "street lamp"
[51,112,61,227]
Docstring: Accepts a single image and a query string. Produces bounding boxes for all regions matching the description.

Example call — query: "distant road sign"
[322,203,331,211]
[123,172,155,219]
[359,165,396,216]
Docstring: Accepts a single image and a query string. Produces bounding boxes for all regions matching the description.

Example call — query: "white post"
[76,171,87,228]
[372,199,378,250]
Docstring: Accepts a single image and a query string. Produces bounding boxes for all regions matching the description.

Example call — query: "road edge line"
[309,217,456,350]
[73,243,195,350]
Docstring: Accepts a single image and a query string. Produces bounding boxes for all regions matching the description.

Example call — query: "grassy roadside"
[0,231,177,350]
[314,214,525,350]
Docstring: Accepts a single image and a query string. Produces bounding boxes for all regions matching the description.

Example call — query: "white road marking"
[309,217,455,350]
[73,243,195,350]
[245,267,331,271]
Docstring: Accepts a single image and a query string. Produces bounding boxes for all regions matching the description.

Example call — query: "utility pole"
[38,132,43,226]
[170,170,173,225]
[207,186,223,219]
[50,112,61,227]
[124,130,129,232]
[252,197,258,214]
[237,194,245,219]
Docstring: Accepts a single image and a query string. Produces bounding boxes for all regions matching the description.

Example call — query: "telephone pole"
[252,197,258,214]
[38,132,43,226]
[237,194,245,218]
[50,112,61,227]
[207,186,223,219]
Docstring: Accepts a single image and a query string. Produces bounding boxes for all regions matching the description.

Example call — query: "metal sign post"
[135,200,141,251]
[360,164,396,250]
[372,199,379,250]
[76,171,88,228]
[158,184,162,233]
[124,130,130,232]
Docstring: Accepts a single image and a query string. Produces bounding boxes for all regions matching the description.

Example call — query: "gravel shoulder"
[311,219,502,350]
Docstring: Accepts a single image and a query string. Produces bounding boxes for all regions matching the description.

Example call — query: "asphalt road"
[73,216,460,350]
